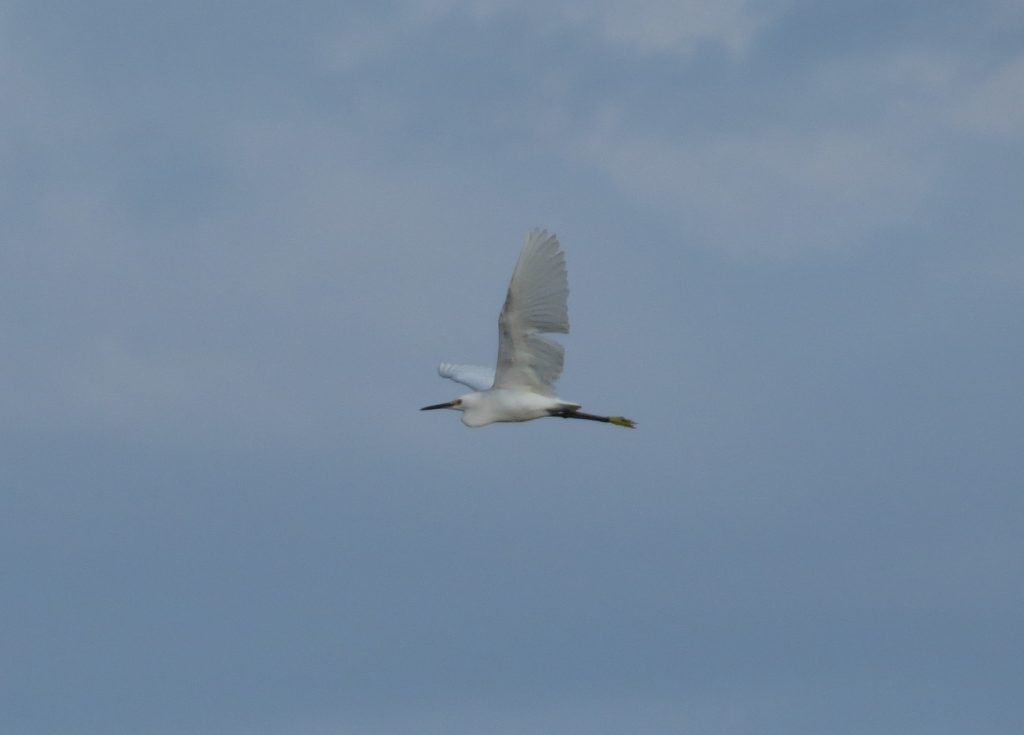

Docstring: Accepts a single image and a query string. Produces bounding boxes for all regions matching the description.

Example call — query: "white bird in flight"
[421,229,636,429]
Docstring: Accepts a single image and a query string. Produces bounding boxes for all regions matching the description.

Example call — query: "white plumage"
[422,229,635,429]
[437,362,494,392]
[494,229,569,395]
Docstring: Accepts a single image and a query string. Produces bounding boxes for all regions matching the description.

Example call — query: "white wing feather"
[493,229,569,395]
[438,362,495,392]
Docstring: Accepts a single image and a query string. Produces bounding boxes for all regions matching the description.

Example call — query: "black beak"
[420,401,457,411]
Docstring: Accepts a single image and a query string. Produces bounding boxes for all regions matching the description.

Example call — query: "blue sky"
[3,1,1023,733]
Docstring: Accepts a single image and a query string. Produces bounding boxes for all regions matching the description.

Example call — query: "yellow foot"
[608,416,636,428]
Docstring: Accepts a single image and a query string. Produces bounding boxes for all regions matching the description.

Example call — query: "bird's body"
[421,229,635,429]
[457,389,581,427]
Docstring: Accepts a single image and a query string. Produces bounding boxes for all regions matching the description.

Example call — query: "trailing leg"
[549,408,636,428]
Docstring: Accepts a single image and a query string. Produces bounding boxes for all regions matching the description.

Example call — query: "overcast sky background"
[3,1,1023,733]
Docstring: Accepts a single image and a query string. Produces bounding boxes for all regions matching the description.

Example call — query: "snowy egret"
[421,229,636,429]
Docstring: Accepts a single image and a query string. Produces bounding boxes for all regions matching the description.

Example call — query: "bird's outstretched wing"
[438,362,495,391]
[494,229,569,395]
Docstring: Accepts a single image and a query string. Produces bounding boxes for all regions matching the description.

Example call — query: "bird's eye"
[453,399,462,406]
